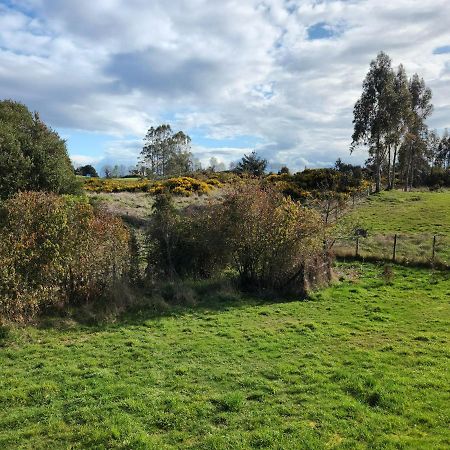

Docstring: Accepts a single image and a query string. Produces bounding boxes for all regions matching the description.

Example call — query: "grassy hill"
[336,190,450,265]
[1,263,449,449]
[343,190,450,235]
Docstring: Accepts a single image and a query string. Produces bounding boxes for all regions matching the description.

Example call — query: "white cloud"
[1,0,449,171]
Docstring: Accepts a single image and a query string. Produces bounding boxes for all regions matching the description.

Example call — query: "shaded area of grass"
[1,263,449,449]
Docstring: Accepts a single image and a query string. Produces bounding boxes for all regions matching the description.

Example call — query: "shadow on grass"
[35,278,309,332]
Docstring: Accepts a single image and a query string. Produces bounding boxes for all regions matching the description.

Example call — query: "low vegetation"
[146,185,330,296]
[0,192,130,322]
[82,176,219,196]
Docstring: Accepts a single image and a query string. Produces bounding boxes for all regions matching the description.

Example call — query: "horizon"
[1,0,449,173]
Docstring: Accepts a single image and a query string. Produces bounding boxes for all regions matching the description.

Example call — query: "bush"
[146,193,228,280]
[81,176,215,196]
[0,100,80,199]
[221,184,328,294]
[146,184,331,296]
[0,192,130,322]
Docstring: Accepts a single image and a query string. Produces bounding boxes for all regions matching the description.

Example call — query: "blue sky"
[1,0,449,173]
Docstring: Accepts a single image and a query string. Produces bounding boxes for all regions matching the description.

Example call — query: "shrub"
[0,192,130,321]
[221,184,328,294]
[0,100,80,199]
[81,176,215,196]
[146,184,331,296]
[146,193,228,280]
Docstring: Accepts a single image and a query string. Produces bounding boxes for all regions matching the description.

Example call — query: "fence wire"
[333,233,449,268]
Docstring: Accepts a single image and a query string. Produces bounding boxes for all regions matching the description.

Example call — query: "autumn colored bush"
[221,184,328,294]
[0,192,130,322]
[146,184,330,295]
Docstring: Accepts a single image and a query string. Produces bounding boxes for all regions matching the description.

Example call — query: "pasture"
[336,190,450,265]
[1,263,449,449]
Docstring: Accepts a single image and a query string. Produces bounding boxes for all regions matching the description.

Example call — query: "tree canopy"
[140,124,192,177]
[351,52,440,191]
[75,164,99,178]
[234,151,267,176]
[0,100,79,199]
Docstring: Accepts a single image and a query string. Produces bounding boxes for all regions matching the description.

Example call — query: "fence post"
[355,236,359,257]
[432,235,436,261]
[392,234,397,262]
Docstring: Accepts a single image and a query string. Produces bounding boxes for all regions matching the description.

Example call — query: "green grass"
[344,190,450,234]
[1,263,449,449]
[336,190,450,265]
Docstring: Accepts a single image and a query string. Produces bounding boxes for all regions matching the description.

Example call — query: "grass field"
[336,190,450,265]
[1,263,449,449]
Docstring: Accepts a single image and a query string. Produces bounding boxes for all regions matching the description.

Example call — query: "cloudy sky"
[1,0,449,172]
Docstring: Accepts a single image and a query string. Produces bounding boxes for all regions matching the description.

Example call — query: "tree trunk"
[391,145,398,190]
[386,145,392,190]
[375,135,381,193]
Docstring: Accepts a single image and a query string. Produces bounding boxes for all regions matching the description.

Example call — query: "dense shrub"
[82,176,216,196]
[146,193,228,280]
[423,168,450,189]
[0,100,80,199]
[146,184,330,295]
[0,192,130,322]
[221,184,328,293]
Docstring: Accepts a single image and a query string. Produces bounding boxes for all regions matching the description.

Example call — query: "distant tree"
[140,125,192,177]
[208,157,226,172]
[103,165,112,178]
[278,166,290,175]
[192,157,202,172]
[437,130,450,169]
[0,100,79,199]
[75,164,98,177]
[351,52,396,192]
[234,151,267,176]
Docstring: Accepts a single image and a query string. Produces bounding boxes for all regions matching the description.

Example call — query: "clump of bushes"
[221,184,328,293]
[0,192,131,322]
[82,176,217,196]
[146,184,330,296]
[146,193,228,280]
[83,177,152,193]
[156,177,213,196]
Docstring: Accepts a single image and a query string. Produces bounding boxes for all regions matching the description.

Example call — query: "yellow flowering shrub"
[82,176,216,196]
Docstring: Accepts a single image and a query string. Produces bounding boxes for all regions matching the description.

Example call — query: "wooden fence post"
[432,235,436,261]
[392,234,397,262]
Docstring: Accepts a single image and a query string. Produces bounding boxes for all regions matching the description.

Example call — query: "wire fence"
[333,233,450,269]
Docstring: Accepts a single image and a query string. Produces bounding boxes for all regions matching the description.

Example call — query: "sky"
[1,0,449,173]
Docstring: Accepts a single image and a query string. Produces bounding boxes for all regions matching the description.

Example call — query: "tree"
[387,64,412,189]
[399,74,433,191]
[351,52,396,192]
[208,157,226,172]
[437,130,450,169]
[75,164,98,177]
[234,151,267,176]
[0,100,80,199]
[140,125,192,177]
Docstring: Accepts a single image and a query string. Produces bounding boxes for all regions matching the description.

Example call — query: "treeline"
[352,51,450,192]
